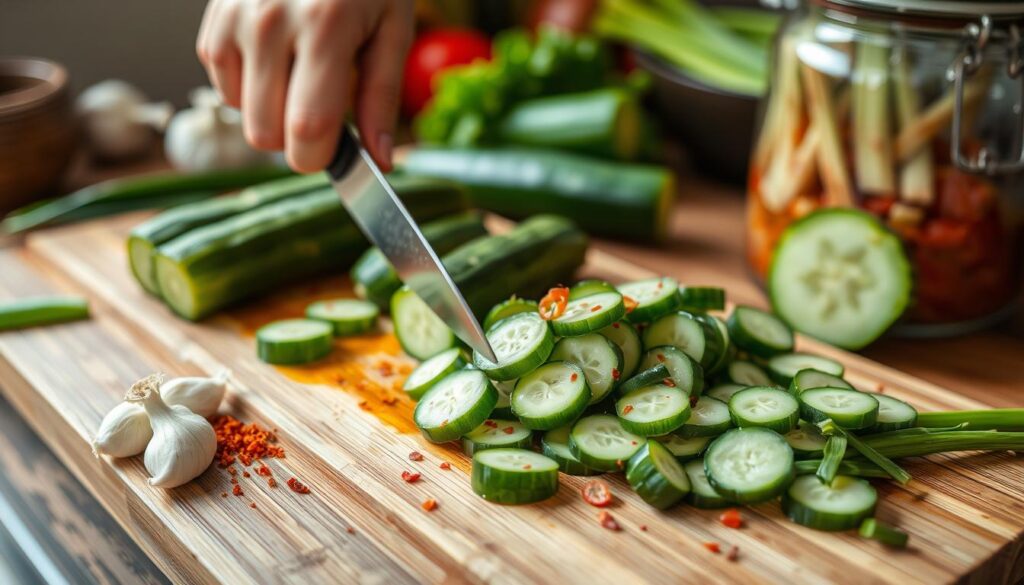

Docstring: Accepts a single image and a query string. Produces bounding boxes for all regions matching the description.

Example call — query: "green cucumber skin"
[626,441,689,509]
[402,147,675,242]
[0,297,90,331]
[484,298,540,332]
[350,211,487,310]
[415,380,498,444]
[471,452,560,505]
[782,477,877,532]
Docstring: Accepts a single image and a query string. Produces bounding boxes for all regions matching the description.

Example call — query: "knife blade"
[326,124,497,362]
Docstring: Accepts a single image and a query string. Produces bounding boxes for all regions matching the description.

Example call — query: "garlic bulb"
[161,368,230,418]
[76,80,173,161]
[92,402,152,458]
[165,87,271,172]
[126,374,217,489]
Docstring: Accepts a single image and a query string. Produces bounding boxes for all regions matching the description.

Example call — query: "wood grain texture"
[0,211,1020,585]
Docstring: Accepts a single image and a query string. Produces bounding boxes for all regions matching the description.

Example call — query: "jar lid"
[827,0,1024,18]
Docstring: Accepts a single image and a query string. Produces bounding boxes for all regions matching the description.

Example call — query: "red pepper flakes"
[401,471,422,483]
[719,508,743,529]
[570,372,579,382]
[876,383,886,393]
[612,322,621,329]
[656,281,664,289]
[440,419,449,428]
[381,395,398,406]
[358,400,371,411]
[421,498,438,512]
[439,462,451,470]
[503,426,516,434]
[590,304,603,313]
[523,464,532,470]
[268,477,278,488]
[249,502,257,509]
[484,420,498,428]
[242,471,251,478]
[630,440,637,446]
[230,477,238,484]
[256,464,272,477]
[611,368,621,381]
[221,492,228,498]
[409,451,425,461]
[232,484,244,497]
[703,542,721,554]
[640,525,648,532]
[623,296,638,314]
[598,510,621,531]
[213,415,285,468]
[376,361,395,377]
[287,478,311,494]
[227,466,237,476]
[622,404,634,415]
[727,545,740,562]
[656,353,666,362]
[346,526,355,534]
[663,378,676,387]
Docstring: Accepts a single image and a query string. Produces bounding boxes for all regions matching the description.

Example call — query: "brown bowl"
[0,58,78,215]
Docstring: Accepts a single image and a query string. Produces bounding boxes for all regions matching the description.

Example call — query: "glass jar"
[747,0,1024,336]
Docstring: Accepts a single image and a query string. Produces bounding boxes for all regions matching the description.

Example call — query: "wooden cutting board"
[0,213,1021,585]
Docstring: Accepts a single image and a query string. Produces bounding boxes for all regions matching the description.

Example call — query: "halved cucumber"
[471,449,560,505]
[256,319,333,365]
[483,297,539,332]
[511,361,590,430]
[617,364,671,395]
[569,279,617,300]
[800,388,879,430]
[616,384,691,436]
[569,414,644,472]
[473,312,554,381]
[413,369,497,443]
[542,425,601,476]
[684,458,732,509]
[678,396,733,438]
[868,394,917,433]
[706,383,747,403]
[599,320,642,379]
[491,379,516,418]
[403,347,465,400]
[727,305,794,358]
[729,386,800,433]
[785,421,828,459]
[305,299,379,336]
[551,292,626,337]
[767,352,845,386]
[727,360,772,386]
[462,419,533,455]
[678,286,725,312]
[789,368,854,395]
[704,427,795,504]
[643,311,721,370]
[617,276,680,323]
[550,334,623,404]
[782,475,877,531]
[638,347,704,397]
[657,434,711,462]
[626,440,691,509]
[391,286,455,360]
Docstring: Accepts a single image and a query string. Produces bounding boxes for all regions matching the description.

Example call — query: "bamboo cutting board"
[0,213,1022,585]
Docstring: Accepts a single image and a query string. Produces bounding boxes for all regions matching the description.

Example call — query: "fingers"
[197,0,243,108]
[239,0,293,150]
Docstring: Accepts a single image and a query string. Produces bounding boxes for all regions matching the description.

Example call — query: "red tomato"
[581,479,613,507]
[402,28,492,116]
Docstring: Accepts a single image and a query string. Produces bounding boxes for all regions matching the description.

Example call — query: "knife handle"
[326,123,360,181]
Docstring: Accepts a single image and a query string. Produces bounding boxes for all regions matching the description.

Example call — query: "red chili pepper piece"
[539,287,570,320]
[598,510,621,531]
[570,372,578,382]
[523,464,532,470]
[401,470,421,483]
[421,498,438,511]
[232,484,244,496]
[640,525,648,532]
[346,526,356,534]
[249,502,257,509]
[409,451,424,461]
[703,542,721,554]
[623,296,638,314]
[484,419,498,428]
[727,545,740,561]
[287,477,311,494]
[720,508,743,529]
[590,304,603,313]
[503,426,515,434]
[663,378,676,387]
[581,479,613,507]
[439,462,451,470]
[690,395,699,408]
[656,353,665,362]
[612,322,621,329]
[611,368,620,381]
[268,477,277,488]
[622,405,634,415]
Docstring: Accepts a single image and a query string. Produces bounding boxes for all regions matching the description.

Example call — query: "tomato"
[581,479,613,507]
[402,28,492,116]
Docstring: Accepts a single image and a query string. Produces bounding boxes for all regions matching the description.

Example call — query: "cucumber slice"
[551,292,626,337]
[483,298,539,332]
[616,384,691,437]
[549,334,623,404]
[599,320,642,379]
[767,352,845,386]
[569,414,644,472]
[678,396,733,438]
[799,388,879,430]
[782,475,877,531]
[491,379,516,418]
[542,425,601,476]
[704,427,795,504]
[511,362,590,430]
[391,287,455,360]
[706,315,734,376]
[471,449,560,505]
[769,209,911,350]
[678,286,726,312]
[789,368,854,395]
[706,383,747,403]
[617,364,671,395]
[626,440,691,509]
[643,311,721,370]
[727,305,794,358]
[729,386,800,433]
[462,419,533,455]
[473,312,554,381]
[638,347,704,397]
[727,360,772,386]
[413,369,498,443]
[569,279,617,300]
[785,421,828,459]
[868,394,918,433]
[658,434,711,462]
[403,347,465,400]
[684,458,732,509]
[617,276,680,323]
[305,299,379,336]
[256,319,333,365]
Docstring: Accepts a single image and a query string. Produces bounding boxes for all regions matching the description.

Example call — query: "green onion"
[795,459,889,479]
[859,518,909,548]
[862,429,1024,458]
[915,410,1024,432]
[0,296,90,330]
[819,419,911,485]
[816,435,847,484]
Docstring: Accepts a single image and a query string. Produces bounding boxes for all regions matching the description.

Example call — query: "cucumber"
[706,383,747,403]
[658,434,711,462]
[491,379,516,419]
[678,396,733,438]
[677,286,726,312]
[727,305,794,358]
[617,364,671,395]
[413,369,497,443]
[626,439,691,509]
[305,299,379,336]
[789,368,854,395]
[617,277,680,323]
[569,414,644,472]
[551,292,626,337]
[643,311,722,370]
[0,296,89,331]
[256,319,333,365]
[471,449,560,505]
[767,352,845,387]
[726,360,772,386]
[511,362,590,430]
[403,348,465,400]
[542,425,601,476]
[769,209,911,350]
[800,388,879,430]
[707,315,734,376]
[350,211,487,309]
[616,383,691,437]
[868,394,917,433]
[402,147,676,242]
[569,279,617,300]
[473,312,554,381]
[598,320,642,380]
[785,421,828,459]
[462,419,533,455]
[684,458,731,508]
[483,298,539,332]
[549,334,623,404]
[391,286,456,360]
[782,475,877,531]
[638,347,704,397]
[704,427,795,504]
[729,386,800,433]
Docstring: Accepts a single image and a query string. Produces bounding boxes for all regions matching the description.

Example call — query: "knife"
[326,124,497,363]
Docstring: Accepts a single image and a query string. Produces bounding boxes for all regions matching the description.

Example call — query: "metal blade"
[326,128,496,362]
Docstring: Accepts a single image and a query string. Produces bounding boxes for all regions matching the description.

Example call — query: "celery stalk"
[795,459,889,479]
[852,41,896,195]
[820,419,911,485]
[649,0,768,79]
[893,49,935,205]
[817,435,848,484]
[915,409,1024,432]
[862,429,1024,458]
[894,66,992,161]
[801,65,855,207]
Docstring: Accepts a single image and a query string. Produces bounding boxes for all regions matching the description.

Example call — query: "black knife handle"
[326,123,360,181]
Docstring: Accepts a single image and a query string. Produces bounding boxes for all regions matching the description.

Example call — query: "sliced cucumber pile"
[256,319,334,365]
[570,414,643,471]
[305,298,379,337]
[550,334,623,404]
[511,362,590,430]
[678,396,733,438]
[551,291,625,337]
[704,427,795,504]
[599,321,642,379]
[643,311,721,369]
[729,386,800,433]
[403,347,464,400]
[471,449,560,504]
[462,419,533,455]
[473,312,554,381]
[615,383,691,437]
[638,347,703,396]
[413,369,497,443]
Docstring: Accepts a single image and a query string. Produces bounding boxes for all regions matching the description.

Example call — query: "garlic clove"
[92,401,153,458]
[161,369,230,418]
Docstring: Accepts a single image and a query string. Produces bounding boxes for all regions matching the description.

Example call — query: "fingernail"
[378,133,393,171]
